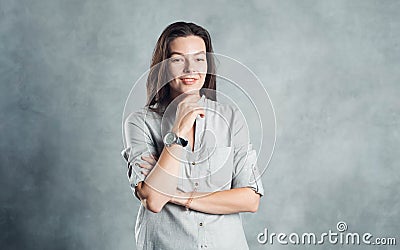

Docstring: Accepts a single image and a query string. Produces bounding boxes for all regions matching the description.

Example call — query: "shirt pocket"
[206,146,234,190]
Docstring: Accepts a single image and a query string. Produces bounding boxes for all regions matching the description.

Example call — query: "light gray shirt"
[121,93,264,250]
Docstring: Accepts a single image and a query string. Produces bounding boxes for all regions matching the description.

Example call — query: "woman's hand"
[169,189,188,206]
[172,94,205,137]
[140,153,191,206]
[138,154,158,176]
[138,157,190,206]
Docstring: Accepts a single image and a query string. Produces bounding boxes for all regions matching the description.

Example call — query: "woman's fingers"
[140,170,150,176]
[136,154,158,177]
[136,162,153,170]
[173,94,206,135]
[179,104,205,122]
[141,154,158,165]
[192,106,205,118]
[137,163,152,176]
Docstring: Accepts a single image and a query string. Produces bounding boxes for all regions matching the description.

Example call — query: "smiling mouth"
[180,78,198,84]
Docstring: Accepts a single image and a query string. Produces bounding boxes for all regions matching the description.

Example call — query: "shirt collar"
[197,93,206,104]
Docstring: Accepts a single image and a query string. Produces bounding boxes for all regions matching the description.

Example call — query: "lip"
[180,78,198,85]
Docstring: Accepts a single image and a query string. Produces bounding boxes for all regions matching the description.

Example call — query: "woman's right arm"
[135,141,184,213]
[134,94,205,213]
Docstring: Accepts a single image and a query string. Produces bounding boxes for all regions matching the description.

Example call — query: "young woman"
[122,21,264,250]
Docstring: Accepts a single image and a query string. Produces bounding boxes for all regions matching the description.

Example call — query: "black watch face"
[165,133,176,144]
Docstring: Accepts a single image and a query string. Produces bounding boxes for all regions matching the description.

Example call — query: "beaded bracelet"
[184,195,194,211]
[185,186,197,211]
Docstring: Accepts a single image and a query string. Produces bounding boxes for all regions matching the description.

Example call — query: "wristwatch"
[163,132,188,147]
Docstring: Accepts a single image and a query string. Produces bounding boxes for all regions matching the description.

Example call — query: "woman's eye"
[171,57,183,62]
[196,58,205,61]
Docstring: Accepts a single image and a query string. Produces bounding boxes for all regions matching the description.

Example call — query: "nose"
[183,57,196,73]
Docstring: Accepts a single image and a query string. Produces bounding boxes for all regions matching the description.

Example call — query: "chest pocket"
[206,146,234,190]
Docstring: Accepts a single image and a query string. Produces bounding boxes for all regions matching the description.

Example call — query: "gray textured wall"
[1,0,399,249]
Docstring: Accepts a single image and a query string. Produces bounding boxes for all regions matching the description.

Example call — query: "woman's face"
[167,35,207,98]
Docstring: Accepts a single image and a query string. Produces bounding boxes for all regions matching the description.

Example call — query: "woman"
[122,21,264,250]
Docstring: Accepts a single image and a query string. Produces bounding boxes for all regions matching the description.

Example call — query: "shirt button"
[199,222,203,226]
[191,161,196,165]
[194,182,199,187]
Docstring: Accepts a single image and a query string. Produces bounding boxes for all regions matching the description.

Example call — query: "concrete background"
[1,0,399,249]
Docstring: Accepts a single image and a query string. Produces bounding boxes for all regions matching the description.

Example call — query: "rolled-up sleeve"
[231,107,264,197]
[121,111,157,200]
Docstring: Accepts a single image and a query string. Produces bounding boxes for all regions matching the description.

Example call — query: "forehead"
[169,35,206,55]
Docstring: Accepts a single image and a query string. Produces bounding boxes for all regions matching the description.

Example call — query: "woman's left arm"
[170,188,261,214]
[139,156,261,214]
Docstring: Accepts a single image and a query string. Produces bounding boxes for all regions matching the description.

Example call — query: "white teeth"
[181,78,197,84]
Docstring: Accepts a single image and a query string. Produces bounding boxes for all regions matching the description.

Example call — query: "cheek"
[200,63,208,74]
[168,64,184,78]
[198,63,207,81]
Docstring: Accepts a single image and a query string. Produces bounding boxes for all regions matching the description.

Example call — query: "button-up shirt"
[121,93,264,250]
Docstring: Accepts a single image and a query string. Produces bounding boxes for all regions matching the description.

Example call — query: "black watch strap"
[177,137,188,147]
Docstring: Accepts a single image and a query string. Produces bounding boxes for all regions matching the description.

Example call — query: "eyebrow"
[169,51,206,56]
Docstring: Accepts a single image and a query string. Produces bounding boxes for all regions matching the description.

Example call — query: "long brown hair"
[145,21,217,115]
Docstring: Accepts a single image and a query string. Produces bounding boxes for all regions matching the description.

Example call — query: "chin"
[184,85,202,92]
[170,81,204,96]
